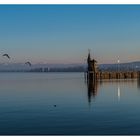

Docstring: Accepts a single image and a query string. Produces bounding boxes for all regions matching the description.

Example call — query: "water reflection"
[87,78,140,104]
[1,73,140,135]
[117,83,120,101]
[137,78,140,89]
[87,79,98,104]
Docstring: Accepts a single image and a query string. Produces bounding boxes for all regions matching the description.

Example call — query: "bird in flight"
[2,54,10,59]
[25,61,32,67]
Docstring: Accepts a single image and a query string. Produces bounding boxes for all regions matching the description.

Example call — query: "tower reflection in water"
[87,79,98,105]
[86,78,140,106]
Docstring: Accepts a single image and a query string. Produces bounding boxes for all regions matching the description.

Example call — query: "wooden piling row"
[87,71,140,80]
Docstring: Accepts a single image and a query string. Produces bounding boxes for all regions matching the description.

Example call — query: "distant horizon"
[1,5,140,64]
[1,59,140,66]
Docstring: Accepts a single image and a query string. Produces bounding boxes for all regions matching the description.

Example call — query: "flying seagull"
[25,62,32,67]
[2,54,10,59]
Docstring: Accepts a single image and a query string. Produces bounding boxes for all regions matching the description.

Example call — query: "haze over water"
[0,72,140,135]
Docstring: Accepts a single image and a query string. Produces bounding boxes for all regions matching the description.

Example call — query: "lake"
[0,72,140,135]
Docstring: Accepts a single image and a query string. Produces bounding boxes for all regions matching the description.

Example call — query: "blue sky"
[0,5,140,64]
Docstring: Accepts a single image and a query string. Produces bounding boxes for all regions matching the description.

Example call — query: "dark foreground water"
[0,72,140,135]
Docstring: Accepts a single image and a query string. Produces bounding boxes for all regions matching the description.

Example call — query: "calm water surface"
[0,72,140,135]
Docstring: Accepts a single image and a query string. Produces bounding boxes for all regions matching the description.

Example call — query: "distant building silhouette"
[87,51,98,80]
